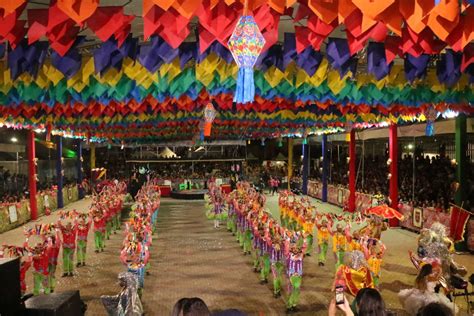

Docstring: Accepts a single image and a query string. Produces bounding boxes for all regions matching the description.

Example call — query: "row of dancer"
[0,180,127,296]
[119,179,161,298]
[279,191,387,288]
[208,181,307,313]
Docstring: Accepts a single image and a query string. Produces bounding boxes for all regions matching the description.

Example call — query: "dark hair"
[172,298,190,316]
[182,297,210,316]
[416,302,453,316]
[355,288,386,316]
[415,264,433,291]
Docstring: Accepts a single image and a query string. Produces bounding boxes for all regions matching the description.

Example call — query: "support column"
[322,135,328,202]
[389,125,399,227]
[27,130,38,220]
[348,130,356,213]
[455,114,466,205]
[302,141,309,195]
[287,138,293,190]
[77,140,84,199]
[56,136,64,209]
[90,143,96,170]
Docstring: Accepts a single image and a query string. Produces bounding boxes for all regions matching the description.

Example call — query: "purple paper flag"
[8,40,48,80]
[51,37,86,79]
[404,54,430,82]
[297,47,323,77]
[367,42,392,80]
[436,49,462,87]
[326,38,356,77]
[283,33,297,69]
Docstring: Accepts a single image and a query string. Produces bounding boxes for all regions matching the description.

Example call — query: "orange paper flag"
[308,0,338,24]
[57,0,99,24]
[426,0,460,41]
[400,0,433,34]
[0,0,25,16]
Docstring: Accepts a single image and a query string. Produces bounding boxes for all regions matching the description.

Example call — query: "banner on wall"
[8,204,18,223]
[413,208,423,228]
[449,204,471,243]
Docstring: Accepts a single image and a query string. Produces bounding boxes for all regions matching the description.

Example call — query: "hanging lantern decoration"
[278,137,283,148]
[227,1,265,104]
[425,106,438,136]
[261,138,265,146]
[203,102,217,137]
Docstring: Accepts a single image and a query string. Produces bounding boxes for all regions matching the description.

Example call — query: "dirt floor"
[1,195,473,315]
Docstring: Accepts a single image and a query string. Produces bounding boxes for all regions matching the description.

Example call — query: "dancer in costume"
[362,237,385,288]
[76,213,91,266]
[101,272,143,316]
[92,208,106,252]
[57,219,78,277]
[409,222,467,294]
[331,223,348,268]
[285,243,305,313]
[333,250,373,297]
[1,245,32,295]
[398,263,458,315]
[270,233,284,298]
[47,230,61,291]
[316,216,331,266]
[30,241,50,295]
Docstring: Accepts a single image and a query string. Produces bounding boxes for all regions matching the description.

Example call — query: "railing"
[0,185,80,233]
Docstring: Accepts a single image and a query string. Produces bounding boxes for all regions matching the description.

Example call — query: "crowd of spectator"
[0,166,79,203]
[310,152,474,212]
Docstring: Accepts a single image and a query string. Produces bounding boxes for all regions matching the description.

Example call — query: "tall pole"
[322,135,328,202]
[455,114,466,205]
[287,138,293,190]
[56,136,64,209]
[90,143,96,170]
[389,125,399,227]
[302,141,309,195]
[412,136,415,202]
[27,130,38,220]
[77,140,84,199]
[348,130,356,213]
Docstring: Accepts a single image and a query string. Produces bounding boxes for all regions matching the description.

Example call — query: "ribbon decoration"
[228,10,266,104]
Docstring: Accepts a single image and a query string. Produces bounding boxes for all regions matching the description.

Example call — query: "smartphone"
[335,285,345,305]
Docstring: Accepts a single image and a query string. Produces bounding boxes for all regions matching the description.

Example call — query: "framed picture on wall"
[8,204,18,223]
[337,189,344,205]
[413,208,423,228]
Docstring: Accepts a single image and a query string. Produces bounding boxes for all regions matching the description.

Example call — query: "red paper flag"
[0,7,26,48]
[57,0,99,24]
[87,6,134,45]
[27,9,49,44]
[450,205,471,243]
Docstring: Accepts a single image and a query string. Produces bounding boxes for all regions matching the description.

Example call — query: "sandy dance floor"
[1,195,473,315]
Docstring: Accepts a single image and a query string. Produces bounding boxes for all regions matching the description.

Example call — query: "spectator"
[173,297,211,316]
[328,287,387,316]
[417,303,454,316]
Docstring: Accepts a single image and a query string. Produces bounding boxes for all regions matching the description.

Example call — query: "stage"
[170,189,207,200]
